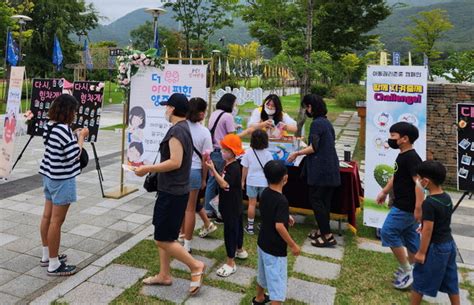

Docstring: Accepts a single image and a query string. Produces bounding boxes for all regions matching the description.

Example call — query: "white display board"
[126,64,207,180]
[364,65,428,228]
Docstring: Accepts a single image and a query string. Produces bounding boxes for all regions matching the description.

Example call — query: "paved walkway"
[0,110,473,304]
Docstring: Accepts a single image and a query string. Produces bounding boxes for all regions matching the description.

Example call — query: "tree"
[404,9,453,61]
[339,53,362,84]
[164,0,239,56]
[228,41,261,60]
[241,0,391,57]
[130,21,185,57]
[442,51,474,83]
[241,0,390,134]
[0,2,15,60]
[21,0,99,76]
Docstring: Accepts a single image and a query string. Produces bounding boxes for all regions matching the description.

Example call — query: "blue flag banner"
[52,35,64,71]
[84,39,93,71]
[6,31,19,66]
[392,52,401,66]
[154,25,160,56]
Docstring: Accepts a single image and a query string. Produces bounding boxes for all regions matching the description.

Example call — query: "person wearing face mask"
[287,94,340,248]
[206,134,249,277]
[411,161,460,305]
[204,93,238,222]
[134,93,206,296]
[248,94,297,138]
[375,122,423,290]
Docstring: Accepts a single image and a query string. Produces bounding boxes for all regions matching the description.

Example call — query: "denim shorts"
[257,246,287,302]
[246,185,265,199]
[189,168,202,190]
[42,176,77,205]
[413,240,459,297]
[381,207,420,254]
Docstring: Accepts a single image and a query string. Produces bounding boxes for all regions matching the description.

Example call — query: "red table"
[283,161,363,232]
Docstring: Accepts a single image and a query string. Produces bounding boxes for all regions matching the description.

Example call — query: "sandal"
[311,235,337,248]
[252,294,271,305]
[189,265,206,295]
[40,253,67,267]
[142,275,173,286]
[308,230,321,240]
[216,263,236,277]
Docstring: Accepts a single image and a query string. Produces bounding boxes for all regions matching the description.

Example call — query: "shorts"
[413,240,459,297]
[42,176,77,205]
[257,246,287,302]
[246,185,265,199]
[153,191,189,242]
[189,168,202,190]
[381,207,419,254]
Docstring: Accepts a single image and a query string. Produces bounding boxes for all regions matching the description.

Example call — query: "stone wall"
[427,83,474,186]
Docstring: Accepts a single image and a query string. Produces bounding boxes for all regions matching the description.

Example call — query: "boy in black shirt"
[206,134,248,278]
[376,122,423,289]
[252,160,300,305]
[411,161,459,305]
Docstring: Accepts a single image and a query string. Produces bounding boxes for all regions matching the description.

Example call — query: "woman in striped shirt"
[39,94,89,276]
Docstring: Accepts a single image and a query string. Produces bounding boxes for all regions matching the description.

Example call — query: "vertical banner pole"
[206,54,215,123]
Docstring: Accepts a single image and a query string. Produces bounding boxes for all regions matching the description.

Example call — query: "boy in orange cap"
[206,134,248,277]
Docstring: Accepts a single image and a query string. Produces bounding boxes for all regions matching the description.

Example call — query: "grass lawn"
[108,211,474,305]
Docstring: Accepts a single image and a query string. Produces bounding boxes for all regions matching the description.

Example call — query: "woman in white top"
[182,98,217,252]
[241,129,274,235]
[248,94,297,137]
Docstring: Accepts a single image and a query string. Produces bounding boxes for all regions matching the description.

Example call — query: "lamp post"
[144,7,166,54]
[10,14,32,65]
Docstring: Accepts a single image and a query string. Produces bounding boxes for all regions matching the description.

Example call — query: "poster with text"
[364,65,428,228]
[0,66,25,178]
[456,103,474,191]
[72,81,104,142]
[27,79,63,136]
[126,65,208,181]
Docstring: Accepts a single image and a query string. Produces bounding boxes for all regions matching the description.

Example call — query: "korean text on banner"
[126,64,208,182]
[363,65,428,228]
[0,66,26,178]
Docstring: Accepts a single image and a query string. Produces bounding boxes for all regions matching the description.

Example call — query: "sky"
[85,0,169,24]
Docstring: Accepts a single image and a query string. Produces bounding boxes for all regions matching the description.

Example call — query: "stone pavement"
[0,109,474,304]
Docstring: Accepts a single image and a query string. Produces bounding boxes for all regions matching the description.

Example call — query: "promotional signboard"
[364,65,428,228]
[0,66,25,178]
[456,103,474,191]
[126,65,208,175]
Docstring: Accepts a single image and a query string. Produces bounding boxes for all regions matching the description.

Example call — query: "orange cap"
[220,134,244,156]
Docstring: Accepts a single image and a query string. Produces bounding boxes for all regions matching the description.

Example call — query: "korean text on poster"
[72,81,104,142]
[27,79,63,136]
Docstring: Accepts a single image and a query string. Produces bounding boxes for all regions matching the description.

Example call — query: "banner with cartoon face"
[0,66,25,178]
[457,103,474,191]
[126,65,208,181]
[364,65,428,228]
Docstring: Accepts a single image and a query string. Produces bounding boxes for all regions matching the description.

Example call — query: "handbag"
[143,153,159,192]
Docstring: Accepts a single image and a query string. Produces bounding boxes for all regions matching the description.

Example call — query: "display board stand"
[90,142,105,197]
[104,93,138,199]
[11,134,34,171]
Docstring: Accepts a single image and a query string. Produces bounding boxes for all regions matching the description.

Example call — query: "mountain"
[87,8,252,47]
[87,0,471,54]
[373,0,474,54]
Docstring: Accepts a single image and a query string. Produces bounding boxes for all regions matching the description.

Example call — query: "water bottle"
[235,116,243,134]
[344,145,351,162]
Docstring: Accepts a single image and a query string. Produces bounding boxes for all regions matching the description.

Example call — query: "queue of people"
[36,91,459,305]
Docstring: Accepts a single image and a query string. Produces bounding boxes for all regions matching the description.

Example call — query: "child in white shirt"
[241,129,274,235]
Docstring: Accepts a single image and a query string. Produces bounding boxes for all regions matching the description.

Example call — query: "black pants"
[308,186,336,235]
[223,214,243,258]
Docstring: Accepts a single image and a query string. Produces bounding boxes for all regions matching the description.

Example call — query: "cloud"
[86,0,168,24]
